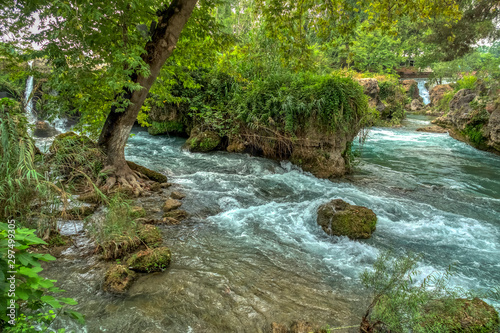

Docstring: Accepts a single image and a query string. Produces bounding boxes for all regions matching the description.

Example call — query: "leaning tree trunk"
[97,0,198,192]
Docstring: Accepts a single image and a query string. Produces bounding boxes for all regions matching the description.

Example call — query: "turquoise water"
[43,115,500,332]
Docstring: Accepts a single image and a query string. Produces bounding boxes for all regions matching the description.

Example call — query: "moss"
[423,298,499,332]
[127,247,171,272]
[148,121,185,136]
[186,131,221,152]
[103,264,136,293]
[137,224,162,248]
[127,161,168,183]
[317,199,377,239]
[463,124,486,146]
[130,206,146,218]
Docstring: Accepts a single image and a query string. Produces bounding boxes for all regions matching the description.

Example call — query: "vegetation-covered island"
[0,0,499,332]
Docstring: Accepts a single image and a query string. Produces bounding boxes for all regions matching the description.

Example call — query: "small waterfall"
[415,79,430,105]
[25,61,35,123]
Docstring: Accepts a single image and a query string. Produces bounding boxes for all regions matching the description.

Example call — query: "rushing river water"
[41,115,500,333]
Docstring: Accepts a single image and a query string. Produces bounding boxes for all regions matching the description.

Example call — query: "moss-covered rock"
[317,199,377,239]
[103,264,136,293]
[127,247,172,272]
[184,129,221,152]
[127,161,168,183]
[424,298,499,332]
[137,224,162,248]
[163,209,189,221]
[130,206,146,218]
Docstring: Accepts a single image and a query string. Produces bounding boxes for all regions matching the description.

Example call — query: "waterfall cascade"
[414,78,430,105]
[24,61,35,122]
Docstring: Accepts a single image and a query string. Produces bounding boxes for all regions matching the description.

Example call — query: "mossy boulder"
[127,161,168,183]
[103,264,136,293]
[424,298,499,332]
[137,224,162,248]
[184,129,221,152]
[127,247,171,272]
[317,199,377,239]
[130,206,146,218]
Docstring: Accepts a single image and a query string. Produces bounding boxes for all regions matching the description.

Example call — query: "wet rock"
[127,161,168,183]
[137,224,162,248]
[103,264,136,293]
[424,298,499,332]
[127,247,171,272]
[163,198,182,212]
[184,128,221,152]
[429,84,453,107]
[163,209,189,221]
[317,199,377,239]
[33,120,59,138]
[170,191,185,200]
[401,79,420,100]
[416,126,448,134]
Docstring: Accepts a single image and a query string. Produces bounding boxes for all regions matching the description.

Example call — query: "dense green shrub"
[456,75,478,91]
[0,99,48,220]
[0,223,83,331]
[148,69,369,139]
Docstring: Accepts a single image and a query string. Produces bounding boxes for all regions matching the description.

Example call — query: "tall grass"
[0,99,49,220]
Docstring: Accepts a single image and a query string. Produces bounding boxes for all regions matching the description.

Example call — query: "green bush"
[361,251,499,332]
[0,99,49,220]
[0,223,83,331]
[149,69,369,139]
[456,74,478,91]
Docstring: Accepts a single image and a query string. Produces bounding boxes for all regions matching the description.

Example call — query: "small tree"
[360,251,499,332]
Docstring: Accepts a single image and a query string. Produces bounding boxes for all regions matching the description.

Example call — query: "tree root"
[98,165,153,197]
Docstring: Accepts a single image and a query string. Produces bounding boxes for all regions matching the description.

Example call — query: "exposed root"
[98,165,152,197]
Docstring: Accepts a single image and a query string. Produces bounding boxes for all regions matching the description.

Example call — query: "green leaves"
[0,223,83,328]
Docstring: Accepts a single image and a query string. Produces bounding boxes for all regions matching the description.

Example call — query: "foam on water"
[41,114,500,332]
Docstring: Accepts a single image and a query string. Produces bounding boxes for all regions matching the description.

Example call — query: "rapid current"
[38,115,499,331]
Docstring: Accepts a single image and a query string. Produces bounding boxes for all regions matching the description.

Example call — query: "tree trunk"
[97,0,198,188]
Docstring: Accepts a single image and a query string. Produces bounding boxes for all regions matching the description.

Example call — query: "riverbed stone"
[163,209,189,221]
[170,191,185,200]
[410,98,424,111]
[317,199,377,239]
[127,247,172,272]
[103,264,136,293]
[163,198,182,212]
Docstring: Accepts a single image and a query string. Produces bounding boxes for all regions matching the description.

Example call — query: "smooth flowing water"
[42,115,500,333]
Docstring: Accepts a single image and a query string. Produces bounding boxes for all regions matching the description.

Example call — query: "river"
[41,114,500,332]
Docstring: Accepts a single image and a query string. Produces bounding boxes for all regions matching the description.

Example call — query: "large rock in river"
[317,199,377,239]
[401,79,420,100]
[357,78,386,112]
